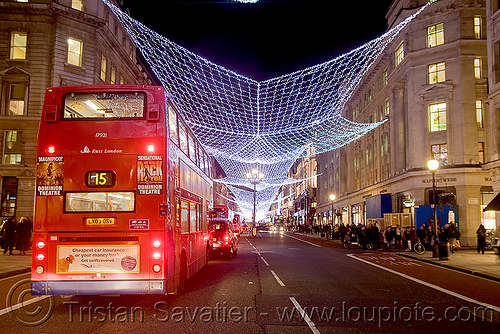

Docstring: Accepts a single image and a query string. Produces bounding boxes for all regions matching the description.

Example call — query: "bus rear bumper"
[31,280,166,295]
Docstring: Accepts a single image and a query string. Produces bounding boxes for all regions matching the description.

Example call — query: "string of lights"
[102,0,430,220]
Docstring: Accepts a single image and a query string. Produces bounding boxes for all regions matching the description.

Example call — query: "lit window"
[474,16,481,39]
[478,142,484,164]
[67,37,83,67]
[119,76,124,84]
[383,70,388,86]
[100,55,106,81]
[384,99,390,115]
[476,100,483,128]
[8,84,26,116]
[1,177,18,217]
[428,62,445,84]
[474,58,482,79]
[427,23,444,48]
[431,143,448,165]
[16,0,28,2]
[395,41,404,66]
[111,66,116,84]
[481,189,496,229]
[72,0,83,11]
[168,106,179,145]
[429,102,447,132]
[10,32,27,60]
[3,130,23,164]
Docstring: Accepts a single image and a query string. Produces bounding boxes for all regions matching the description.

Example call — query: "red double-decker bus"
[31,85,213,295]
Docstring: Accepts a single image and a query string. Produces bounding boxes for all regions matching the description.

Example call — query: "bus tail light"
[147,144,155,153]
[153,252,161,260]
[35,266,45,274]
[36,241,46,249]
[153,240,161,248]
[153,264,161,273]
[36,253,45,262]
[46,145,56,154]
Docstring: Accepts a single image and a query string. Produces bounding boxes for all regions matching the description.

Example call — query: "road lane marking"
[0,272,30,281]
[0,295,51,316]
[289,296,321,334]
[246,238,257,250]
[270,270,286,287]
[347,253,500,313]
[285,234,322,248]
[260,256,270,267]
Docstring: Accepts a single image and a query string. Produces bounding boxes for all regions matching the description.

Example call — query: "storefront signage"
[421,177,457,184]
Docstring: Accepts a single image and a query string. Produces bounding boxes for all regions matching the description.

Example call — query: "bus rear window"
[63,92,145,119]
[65,192,135,212]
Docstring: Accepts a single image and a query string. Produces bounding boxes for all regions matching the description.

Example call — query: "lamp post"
[427,158,439,258]
[246,167,264,234]
[329,194,336,226]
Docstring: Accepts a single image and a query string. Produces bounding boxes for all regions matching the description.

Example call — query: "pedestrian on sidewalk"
[384,226,394,251]
[17,217,33,255]
[476,224,487,254]
[1,217,17,255]
[447,222,458,253]
[394,224,402,249]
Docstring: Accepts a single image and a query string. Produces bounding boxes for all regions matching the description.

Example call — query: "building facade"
[485,0,500,230]
[315,0,491,246]
[0,0,155,221]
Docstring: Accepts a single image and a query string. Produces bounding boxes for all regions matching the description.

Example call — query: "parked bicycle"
[413,237,426,255]
[343,234,374,250]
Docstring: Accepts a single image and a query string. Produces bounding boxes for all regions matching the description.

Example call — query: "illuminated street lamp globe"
[427,159,439,172]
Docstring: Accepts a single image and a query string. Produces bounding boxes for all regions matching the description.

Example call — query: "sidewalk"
[397,247,500,282]
[292,232,500,282]
[0,249,31,279]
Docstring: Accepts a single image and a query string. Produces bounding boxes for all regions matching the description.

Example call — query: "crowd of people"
[0,216,33,255]
[287,221,463,252]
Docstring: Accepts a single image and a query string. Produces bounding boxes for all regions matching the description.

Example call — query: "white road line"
[0,295,50,316]
[285,234,322,248]
[346,253,500,313]
[270,270,286,287]
[260,256,270,267]
[246,238,257,250]
[289,296,321,334]
[0,271,30,281]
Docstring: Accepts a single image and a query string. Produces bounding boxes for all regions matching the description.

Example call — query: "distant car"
[256,223,271,231]
[232,222,242,235]
[209,218,238,258]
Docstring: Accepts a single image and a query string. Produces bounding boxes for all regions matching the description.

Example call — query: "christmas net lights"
[102,0,429,220]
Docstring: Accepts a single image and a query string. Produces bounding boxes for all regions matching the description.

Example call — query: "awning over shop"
[483,192,500,211]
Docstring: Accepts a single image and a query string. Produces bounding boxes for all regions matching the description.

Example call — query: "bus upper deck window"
[63,92,146,119]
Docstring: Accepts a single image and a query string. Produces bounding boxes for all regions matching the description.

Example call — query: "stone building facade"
[0,0,155,221]
[315,0,491,246]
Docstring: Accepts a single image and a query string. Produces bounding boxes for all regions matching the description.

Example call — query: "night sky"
[120,0,394,81]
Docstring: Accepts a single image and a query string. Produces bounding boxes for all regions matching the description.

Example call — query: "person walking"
[17,217,33,255]
[476,224,487,254]
[447,222,458,253]
[384,226,394,251]
[1,217,17,255]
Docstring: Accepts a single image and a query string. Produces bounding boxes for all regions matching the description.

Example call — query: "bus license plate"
[86,218,115,226]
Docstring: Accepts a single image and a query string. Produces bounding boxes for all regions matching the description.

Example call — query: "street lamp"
[329,193,336,226]
[427,158,439,257]
[246,167,264,233]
